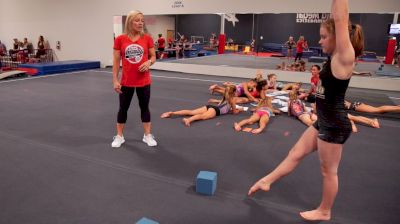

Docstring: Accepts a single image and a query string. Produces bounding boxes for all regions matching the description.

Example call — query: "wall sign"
[296,13,330,23]
[172,0,184,8]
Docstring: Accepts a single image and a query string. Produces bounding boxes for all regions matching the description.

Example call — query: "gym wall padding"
[176,13,395,56]
[176,14,221,42]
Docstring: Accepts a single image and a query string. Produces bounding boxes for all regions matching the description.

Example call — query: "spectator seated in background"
[22,37,34,54]
[36,35,47,59]
[227,38,234,46]
[276,60,307,72]
[299,60,306,72]
[9,38,21,55]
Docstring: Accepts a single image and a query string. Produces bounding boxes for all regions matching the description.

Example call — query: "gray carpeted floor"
[0,69,399,224]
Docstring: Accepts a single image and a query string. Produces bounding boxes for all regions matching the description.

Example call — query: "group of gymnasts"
[160,68,399,134]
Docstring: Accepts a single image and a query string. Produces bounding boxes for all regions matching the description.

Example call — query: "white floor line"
[91,70,231,84]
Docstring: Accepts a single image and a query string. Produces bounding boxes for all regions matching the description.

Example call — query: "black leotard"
[313,58,352,144]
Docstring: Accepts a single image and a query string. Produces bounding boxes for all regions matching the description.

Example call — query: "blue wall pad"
[262,43,283,53]
[196,171,217,196]
[360,51,377,59]
[136,217,159,224]
[19,60,100,76]
[376,69,400,77]
[359,58,380,62]
[198,50,216,57]
[308,56,328,63]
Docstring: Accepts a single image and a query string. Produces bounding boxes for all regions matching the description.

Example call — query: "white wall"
[1,0,399,66]
[113,16,123,38]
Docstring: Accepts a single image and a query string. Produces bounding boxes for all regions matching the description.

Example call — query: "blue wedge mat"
[19,60,100,75]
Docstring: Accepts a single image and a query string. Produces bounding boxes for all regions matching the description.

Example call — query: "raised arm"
[330,0,355,79]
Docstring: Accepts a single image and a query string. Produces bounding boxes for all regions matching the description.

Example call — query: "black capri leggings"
[295,52,303,62]
[117,85,151,123]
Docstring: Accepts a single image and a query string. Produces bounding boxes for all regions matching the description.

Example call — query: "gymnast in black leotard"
[313,57,352,144]
[248,0,364,221]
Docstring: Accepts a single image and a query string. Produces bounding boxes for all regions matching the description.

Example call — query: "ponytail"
[349,23,364,57]
[321,18,364,57]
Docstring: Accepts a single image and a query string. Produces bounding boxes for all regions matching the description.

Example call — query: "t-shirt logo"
[315,80,325,99]
[125,44,144,64]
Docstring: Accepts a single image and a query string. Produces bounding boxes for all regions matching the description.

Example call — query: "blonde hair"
[255,70,264,81]
[257,97,272,108]
[124,10,145,38]
[321,18,364,57]
[220,85,236,105]
[267,73,277,81]
[288,90,298,102]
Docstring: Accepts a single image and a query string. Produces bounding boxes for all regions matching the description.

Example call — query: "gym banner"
[296,13,330,23]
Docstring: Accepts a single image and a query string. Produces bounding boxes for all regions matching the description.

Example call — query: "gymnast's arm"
[331,0,355,80]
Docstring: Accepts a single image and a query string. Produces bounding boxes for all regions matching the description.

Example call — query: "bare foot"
[209,84,217,94]
[234,122,242,131]
[251,128,263,134]
[248,177,271,196]
[300,209,331,221]
[370,118,380,128]
[182,118,191,127]
[161,111,172,118]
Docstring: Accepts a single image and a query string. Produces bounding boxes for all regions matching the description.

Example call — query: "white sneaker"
[142,134,157,147]
[111,135,125,148]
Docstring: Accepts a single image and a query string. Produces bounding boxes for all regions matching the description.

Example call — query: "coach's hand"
[113,80,122,94]
[139,60,152,72]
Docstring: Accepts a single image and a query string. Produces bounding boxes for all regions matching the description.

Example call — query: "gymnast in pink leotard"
[234,97,281,134]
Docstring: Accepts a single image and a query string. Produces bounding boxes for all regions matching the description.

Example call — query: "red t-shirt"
[250,89,260,98]
[113,34,154,87]
[310,76,320,93]
[157,37,165,48]
[296,40,304,53]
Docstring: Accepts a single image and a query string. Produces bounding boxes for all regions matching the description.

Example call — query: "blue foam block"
[196,171,217,196]
[136,217,159,224]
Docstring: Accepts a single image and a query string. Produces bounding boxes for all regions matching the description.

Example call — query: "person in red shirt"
[295,36,307,62]
[157,34,165,59]
[111,10,157,148]
[297,64,320,103]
